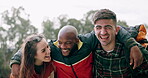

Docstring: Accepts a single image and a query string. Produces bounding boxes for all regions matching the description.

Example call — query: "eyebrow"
[94,25,112,27]
[104,25,112,27]
[41,48,45,52]
[94,25,100,27]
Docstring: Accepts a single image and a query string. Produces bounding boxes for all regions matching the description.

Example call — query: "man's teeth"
[101,36,108,39]
[62,50,68,52]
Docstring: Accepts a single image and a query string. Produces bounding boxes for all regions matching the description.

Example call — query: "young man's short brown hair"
[92,9,117,24]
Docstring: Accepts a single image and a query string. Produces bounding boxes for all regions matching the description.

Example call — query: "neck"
[102,41,115,52]
[102,45,115,52]
[35,60,43,66]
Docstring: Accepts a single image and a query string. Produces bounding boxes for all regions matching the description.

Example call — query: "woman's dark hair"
[19,34,45,78]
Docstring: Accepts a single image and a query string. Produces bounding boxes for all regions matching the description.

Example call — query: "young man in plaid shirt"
[93,9,148,78]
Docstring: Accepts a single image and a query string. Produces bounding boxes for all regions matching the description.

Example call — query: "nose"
[100,28,107,35]
[46,48,51,55]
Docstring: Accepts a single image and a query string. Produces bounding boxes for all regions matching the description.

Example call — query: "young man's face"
[57,32,78,56]
[94,19,119,47]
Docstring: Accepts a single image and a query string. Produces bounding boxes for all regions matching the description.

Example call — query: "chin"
[62,52,70,56]
[44,60,51,62]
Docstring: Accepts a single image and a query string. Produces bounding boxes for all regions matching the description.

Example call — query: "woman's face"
[34,38,51,65]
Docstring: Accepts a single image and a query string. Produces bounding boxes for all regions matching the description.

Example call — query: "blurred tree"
[42,19,56,40]
[58,14,69,28]
[52,14,69,39]
[0,26,8,78]
[0,6,38,78]
[1,7,38,49]
[67,18,83,34]
[117,20,129,27]
[42,15,70,40]
[81,10,96,34]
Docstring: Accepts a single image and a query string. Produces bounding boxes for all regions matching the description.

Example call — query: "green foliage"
[117,20,129,27]
[0,7,38,77]
[1,7,38,49]
[58,14,69,28]
[81,10,97,33]
[44,10,96,39]
[42,19,55,40]
[0,66,10,78]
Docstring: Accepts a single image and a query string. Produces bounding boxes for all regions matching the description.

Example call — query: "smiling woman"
[10,34,54,78]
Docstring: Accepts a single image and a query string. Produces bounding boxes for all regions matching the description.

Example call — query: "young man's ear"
[116,26,120,35]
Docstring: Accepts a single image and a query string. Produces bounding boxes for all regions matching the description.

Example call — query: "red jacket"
[51,40,94,78]
[53,53,93,78]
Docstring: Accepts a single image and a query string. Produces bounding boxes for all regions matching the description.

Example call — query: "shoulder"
[44,62,54,78]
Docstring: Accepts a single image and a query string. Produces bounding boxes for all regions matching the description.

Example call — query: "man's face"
[94,19,119,47]
[57,32,78,56]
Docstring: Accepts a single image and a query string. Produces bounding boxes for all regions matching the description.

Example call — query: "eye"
[105,25,112,29]
[41,48,46,53]
[65,42,72,44]
[58,41,62,44]
[95,25,102,30]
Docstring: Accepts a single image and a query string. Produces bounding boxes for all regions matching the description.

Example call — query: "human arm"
[78,31,99,50]
[10,48,22,78]
[132,45,148,77]
[117,26,144,69]
[129,45,143,69]
[10,49,22,67]
[10,64,20,78]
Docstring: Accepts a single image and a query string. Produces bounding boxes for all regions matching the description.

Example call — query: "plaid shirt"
[94,41,148,78]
